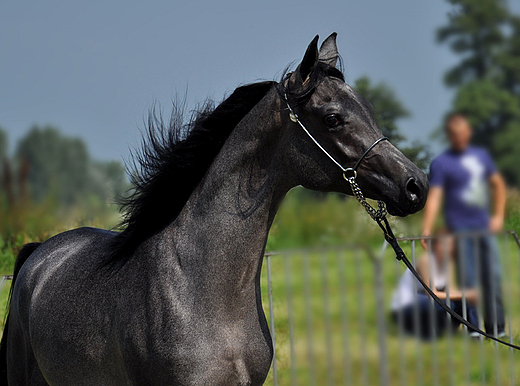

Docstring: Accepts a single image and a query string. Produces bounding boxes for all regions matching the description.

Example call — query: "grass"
[259,243,520,386]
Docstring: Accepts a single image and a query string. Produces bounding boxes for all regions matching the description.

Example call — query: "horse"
[0,33,428,385]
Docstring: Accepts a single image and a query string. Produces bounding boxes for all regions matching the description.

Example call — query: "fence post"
[266,255,278,386]
[338,251,352,386]
[284,253,297,386]
[303,251,316,386]
[369,244,389,386]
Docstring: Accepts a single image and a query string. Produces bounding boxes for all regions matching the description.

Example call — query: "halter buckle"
[342,168,357,181]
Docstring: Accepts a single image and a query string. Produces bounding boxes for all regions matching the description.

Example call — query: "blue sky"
[0,0,495,162]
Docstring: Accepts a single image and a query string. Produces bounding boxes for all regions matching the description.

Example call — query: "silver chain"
[344,175,387,221]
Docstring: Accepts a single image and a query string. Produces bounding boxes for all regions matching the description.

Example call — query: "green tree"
[494,14,520,183]
[16,126,128,206]
[88,160,128,203]
[16,126,129,205]
[437,0,509,86]
[353,76,408,144]
[0,128,7,162]
[16,126,90,203]
[353,76,431,170]
[438,0,520,184]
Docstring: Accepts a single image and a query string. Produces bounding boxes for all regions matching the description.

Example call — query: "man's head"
[445,113,472,152]
[432,230,455,265]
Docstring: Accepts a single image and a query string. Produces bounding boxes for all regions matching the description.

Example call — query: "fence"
[262,230,520,386]
[0,231,518,385]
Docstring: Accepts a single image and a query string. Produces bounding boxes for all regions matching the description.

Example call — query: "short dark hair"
[432,228,449,245]
[444,112,468,131]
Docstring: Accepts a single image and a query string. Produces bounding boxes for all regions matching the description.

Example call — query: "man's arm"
[489,172,506,233]
[421,186,443,249]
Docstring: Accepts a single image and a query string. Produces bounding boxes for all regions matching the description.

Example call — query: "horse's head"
[281,34,428,216]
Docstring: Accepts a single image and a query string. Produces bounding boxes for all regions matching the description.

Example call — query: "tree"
[16,125,128,205]
[88,160,128,204]
[353,76,431,170]
[437,0,509,86]
[16,126,90,203]
[0,127,7,162]
[438,0,520,184]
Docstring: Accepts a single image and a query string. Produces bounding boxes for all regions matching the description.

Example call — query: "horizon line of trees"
[0,125,127,215]
[4,0,520,224]
[0,72,433,215]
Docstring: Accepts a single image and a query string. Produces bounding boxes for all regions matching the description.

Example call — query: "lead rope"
[282,83,520,350]
[346,172,520,350]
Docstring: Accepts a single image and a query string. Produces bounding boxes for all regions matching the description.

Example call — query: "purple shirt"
[429,146,497,230]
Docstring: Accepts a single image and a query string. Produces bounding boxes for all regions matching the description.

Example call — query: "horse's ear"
[319,32,338,67]
[295,35,320,84]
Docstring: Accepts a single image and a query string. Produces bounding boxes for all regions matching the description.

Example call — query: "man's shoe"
[469,331,481,340]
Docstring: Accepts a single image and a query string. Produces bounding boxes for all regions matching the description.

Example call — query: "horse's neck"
[156,91,290,292]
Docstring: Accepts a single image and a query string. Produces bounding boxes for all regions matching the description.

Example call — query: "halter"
[282,87,389,223]
[282,83,520,351]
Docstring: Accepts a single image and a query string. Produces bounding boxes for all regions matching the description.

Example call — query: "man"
[421,113,507,337]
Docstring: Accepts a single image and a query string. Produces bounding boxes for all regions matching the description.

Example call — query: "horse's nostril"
[406,178,421,203]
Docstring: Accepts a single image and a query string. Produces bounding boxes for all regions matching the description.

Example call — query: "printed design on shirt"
[460,154,487,208]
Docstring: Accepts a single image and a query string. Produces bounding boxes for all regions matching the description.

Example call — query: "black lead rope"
[282,83,520,349]
[377,216,520,350]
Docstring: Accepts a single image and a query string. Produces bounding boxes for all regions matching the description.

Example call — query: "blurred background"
[2,0,519,259]
[1,1,520,384]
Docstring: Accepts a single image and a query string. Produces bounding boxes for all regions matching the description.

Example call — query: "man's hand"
[489,214,504,233]
[421,186,443,250]
[421,228,431,250]
[488,172,506,234]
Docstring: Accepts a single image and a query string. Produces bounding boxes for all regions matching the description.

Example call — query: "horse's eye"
[324,114,340,128]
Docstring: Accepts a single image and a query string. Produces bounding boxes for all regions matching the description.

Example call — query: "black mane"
[108,59,344,265]
[108,81,275,263]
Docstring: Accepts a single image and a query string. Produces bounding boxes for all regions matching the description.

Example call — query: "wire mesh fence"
[261,230,520,386]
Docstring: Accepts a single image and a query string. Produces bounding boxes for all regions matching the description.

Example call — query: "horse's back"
[13,227,116,309]
[7,227,131,385]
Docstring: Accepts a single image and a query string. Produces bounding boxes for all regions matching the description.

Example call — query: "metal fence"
[0,231,518,385]
[262,230,520,386]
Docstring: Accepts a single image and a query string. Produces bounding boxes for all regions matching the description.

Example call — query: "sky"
[0,0,481,163]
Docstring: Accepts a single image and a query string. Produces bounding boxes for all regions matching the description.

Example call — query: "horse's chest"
[125,316,273,385]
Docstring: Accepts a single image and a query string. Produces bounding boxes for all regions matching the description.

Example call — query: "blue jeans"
[455,230,505,334]
[392,293,479,340]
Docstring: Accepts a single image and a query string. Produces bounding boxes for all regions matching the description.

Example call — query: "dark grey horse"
[0,34,428,385]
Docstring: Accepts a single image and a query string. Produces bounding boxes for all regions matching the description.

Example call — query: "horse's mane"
[108,81,276,264]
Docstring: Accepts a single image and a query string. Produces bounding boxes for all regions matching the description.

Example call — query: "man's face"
[433,235,454,265]
[446,116,472,152]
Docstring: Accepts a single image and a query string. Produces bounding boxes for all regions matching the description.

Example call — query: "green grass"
[259,244,520,386]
